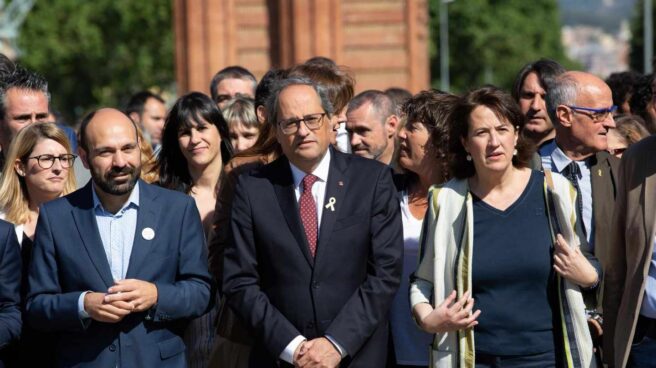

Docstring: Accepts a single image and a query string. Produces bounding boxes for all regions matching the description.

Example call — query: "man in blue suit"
[222,77,403,367]
[0,219,20,367]
[26,108,211,367]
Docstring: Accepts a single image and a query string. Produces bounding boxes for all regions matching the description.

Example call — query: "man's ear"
[128,112,141,125]
[256,105,266,125]
[386,115,399,138]
[555,105,572,128]
[78,146,90,170]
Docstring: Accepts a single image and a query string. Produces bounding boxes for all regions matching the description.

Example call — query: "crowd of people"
[0,50,654,368]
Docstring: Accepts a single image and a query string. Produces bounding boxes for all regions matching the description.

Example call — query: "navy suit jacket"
[26,181,211,368]
[0,219,20,366]
[222,149,403,367]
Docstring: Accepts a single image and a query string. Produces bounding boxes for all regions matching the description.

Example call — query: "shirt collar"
[289,149,331,188]
[551,144,591,173]
[92,180,140,214]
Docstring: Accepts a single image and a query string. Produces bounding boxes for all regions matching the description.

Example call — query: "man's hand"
[104,279,158,312]
[84,292,133,323]
[553,234,598,288]
[295,337,341,368]
[292,340,307,366]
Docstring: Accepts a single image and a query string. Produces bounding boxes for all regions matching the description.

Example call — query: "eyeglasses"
[278,113,326,135]
[566,105,617,122]
[28,154,77,169]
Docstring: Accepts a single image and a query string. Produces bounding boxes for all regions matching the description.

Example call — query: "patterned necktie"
[299,174,319,257]
[562,161,587,238]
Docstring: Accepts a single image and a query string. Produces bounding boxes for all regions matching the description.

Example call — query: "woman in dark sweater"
[410,87,600,368]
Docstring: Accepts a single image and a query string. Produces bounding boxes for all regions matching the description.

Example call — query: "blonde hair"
[0,122,77,225]
[137,126,159,183]
[221,96,259,130]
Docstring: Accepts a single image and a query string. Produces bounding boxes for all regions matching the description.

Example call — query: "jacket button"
[109,344,116,352]
[307,322,314,329]
[313,282,320,289]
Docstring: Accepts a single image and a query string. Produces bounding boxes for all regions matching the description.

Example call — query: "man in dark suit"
[26,108,211,367]
[604,134,656,367]
[543,71,619,341]
[0,219,20,367]
[222,77,403,367]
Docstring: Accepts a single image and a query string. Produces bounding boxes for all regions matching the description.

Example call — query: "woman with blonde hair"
[0,122,76,366]
[0,122,77,241]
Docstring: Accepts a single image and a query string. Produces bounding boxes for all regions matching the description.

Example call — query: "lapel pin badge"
[597,169,602,177]
[142,227,155,240]
[325,197,336,212]
[338,181,344,187]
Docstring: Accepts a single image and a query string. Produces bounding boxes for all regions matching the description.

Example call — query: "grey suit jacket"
[604,135,656,367]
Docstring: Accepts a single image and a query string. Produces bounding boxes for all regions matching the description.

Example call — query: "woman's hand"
[414,290,481,334]
[553,234,598,288]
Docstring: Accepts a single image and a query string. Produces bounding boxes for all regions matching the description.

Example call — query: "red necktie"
[300,174,318,257]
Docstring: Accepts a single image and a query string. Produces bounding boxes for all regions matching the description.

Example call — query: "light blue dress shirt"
[539,141,594,251]
[77,183,140,319]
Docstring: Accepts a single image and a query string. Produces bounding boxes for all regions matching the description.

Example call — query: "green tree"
[17,0,174,122]
[429,0,578,92]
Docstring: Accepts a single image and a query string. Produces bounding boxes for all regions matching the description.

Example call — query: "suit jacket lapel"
[644,170,656,248]
[126,181,159,278]
[71,183,114,288]
[270,157,314,267]
[315,149,348,264]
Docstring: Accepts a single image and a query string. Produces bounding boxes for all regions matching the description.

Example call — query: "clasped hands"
[83,279,158,323]
[293,337,341,368]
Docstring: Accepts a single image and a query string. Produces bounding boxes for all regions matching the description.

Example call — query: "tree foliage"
[17,0,174,122]
[429,0,579,93]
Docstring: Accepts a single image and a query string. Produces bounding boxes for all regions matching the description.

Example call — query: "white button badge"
[142,227,155,240]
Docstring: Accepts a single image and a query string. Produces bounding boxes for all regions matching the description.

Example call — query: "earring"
[513,148,518,156]
[466,154,472,161]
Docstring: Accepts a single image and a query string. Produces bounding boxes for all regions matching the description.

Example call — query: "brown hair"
[402,89,459,160]
[614,114,650,145]
[288,63,355,114]
[448,86,534,179]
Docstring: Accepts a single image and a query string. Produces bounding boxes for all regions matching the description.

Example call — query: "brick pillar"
[174,0,429,95]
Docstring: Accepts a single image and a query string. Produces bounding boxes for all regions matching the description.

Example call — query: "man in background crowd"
[0,66,49,169]
[512,58,565,149]
[125,90,167,151]
[210,66,257,109]
[346,90,398,167]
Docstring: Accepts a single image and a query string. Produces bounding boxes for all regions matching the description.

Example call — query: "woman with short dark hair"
[389,90,457,367]
[410,87,599,367]
[157,92,232,368]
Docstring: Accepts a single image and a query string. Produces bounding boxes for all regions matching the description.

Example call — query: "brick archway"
[174,0,429,94]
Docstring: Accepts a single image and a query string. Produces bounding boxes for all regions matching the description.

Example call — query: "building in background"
[174,0,430,94]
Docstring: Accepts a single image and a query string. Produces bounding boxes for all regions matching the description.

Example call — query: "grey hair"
[546,74,578,126]
[0,65,50,121]
[265,76,334,128]
[348,90,395,125]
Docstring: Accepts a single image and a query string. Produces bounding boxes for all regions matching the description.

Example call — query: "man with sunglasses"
[222,77,403,367]
[543,71,620,361]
